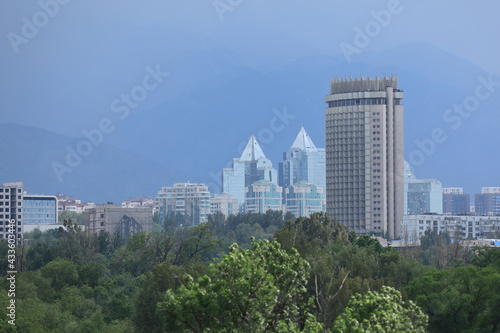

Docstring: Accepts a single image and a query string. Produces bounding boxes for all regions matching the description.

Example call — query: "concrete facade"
[0,182,23,243]
[325,75,404,238]
[85,205,153,238]
[210,193,238,218]
[402,214,500,239]
[155,183,211,226]
[442,188,470,215]
[475,187,500,216]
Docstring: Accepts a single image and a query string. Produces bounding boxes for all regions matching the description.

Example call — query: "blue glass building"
[405,179,443,215]
[245,180,283,214]
[284,181,325,217]
[23,195,58,224]
[403,161,442,215]
[279,127,325,198]
[222,135,278,211]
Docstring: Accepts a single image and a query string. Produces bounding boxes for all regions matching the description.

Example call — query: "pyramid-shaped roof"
[290,127,318,152]
[240,135,266,162]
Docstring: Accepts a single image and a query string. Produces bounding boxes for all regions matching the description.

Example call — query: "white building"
[402,214,500,239]
[210,193,238,218]
[155,183,211,226]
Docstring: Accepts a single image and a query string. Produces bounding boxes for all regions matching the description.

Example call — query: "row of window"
[0,188,22,193]
[327,98,391,107]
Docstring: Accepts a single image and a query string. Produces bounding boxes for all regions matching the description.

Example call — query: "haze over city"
[1,0,499,203]
[2,2,500,332]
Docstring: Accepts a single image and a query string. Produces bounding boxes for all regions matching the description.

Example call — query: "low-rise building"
[85,204,153,239]
[475,187,500,216]
[23,194,58,224]
[245,180,282,214]
[442,188,470,215]
[402,214,500,239]
[405,179,443,215]
[284,181,325,217]
[210,193,238,218]
[155,183,211,226]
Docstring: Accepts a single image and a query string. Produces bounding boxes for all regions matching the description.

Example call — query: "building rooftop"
[239,135,266,162]
[290,127,318,152]
[330,74,399,94]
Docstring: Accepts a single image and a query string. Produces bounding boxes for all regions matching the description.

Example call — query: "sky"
[1,0,499,201]
[1,1,499,135]
[0,0,500,135]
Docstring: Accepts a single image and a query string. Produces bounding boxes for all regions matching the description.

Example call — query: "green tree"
[158,239,322,332]
[41,258,79,291]
[406,265,500,332]
[58,210,84,224]
[332,285,428,333]
[134,262,208,333]
[25,242,59,271]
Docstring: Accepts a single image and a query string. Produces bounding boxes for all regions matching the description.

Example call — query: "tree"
[58,210,84,224]
[158,239,322,332]
[354,235,385,254]
[406,265,500,332]
[332,286,428,332]
[41,258,79,291]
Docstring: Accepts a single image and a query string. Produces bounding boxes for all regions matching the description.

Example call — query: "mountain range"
[1,42,499,203]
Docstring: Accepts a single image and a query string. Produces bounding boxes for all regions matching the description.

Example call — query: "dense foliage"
[1,211,499,332]
[332,286,428,332]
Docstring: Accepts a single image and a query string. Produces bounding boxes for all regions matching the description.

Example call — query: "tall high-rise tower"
[279,127,326,194]
[222,135,278,211]
[325,75,404,238]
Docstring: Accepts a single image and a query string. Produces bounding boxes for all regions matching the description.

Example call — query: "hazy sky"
[1,1,499,200]
[1,1,499,134]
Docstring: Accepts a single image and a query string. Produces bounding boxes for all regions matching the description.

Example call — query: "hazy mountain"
[105,43,499,197]
[2,43,498,202]
[0,123,188,203]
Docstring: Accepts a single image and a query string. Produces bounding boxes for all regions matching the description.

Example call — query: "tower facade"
[279,127,325,196]
[0,182,23,243]
[405,179,443,215]
[325,75,404,238]
[443,187,470,215]
[475,187,500,216]
[222,135,277,211]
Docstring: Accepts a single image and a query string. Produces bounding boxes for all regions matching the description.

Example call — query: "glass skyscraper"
[405,179,443,215]
[222,135,277,211]
[279,127,325,197]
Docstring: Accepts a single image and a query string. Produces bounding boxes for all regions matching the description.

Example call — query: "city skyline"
[2,3,500,330]
[2,2,500,203]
